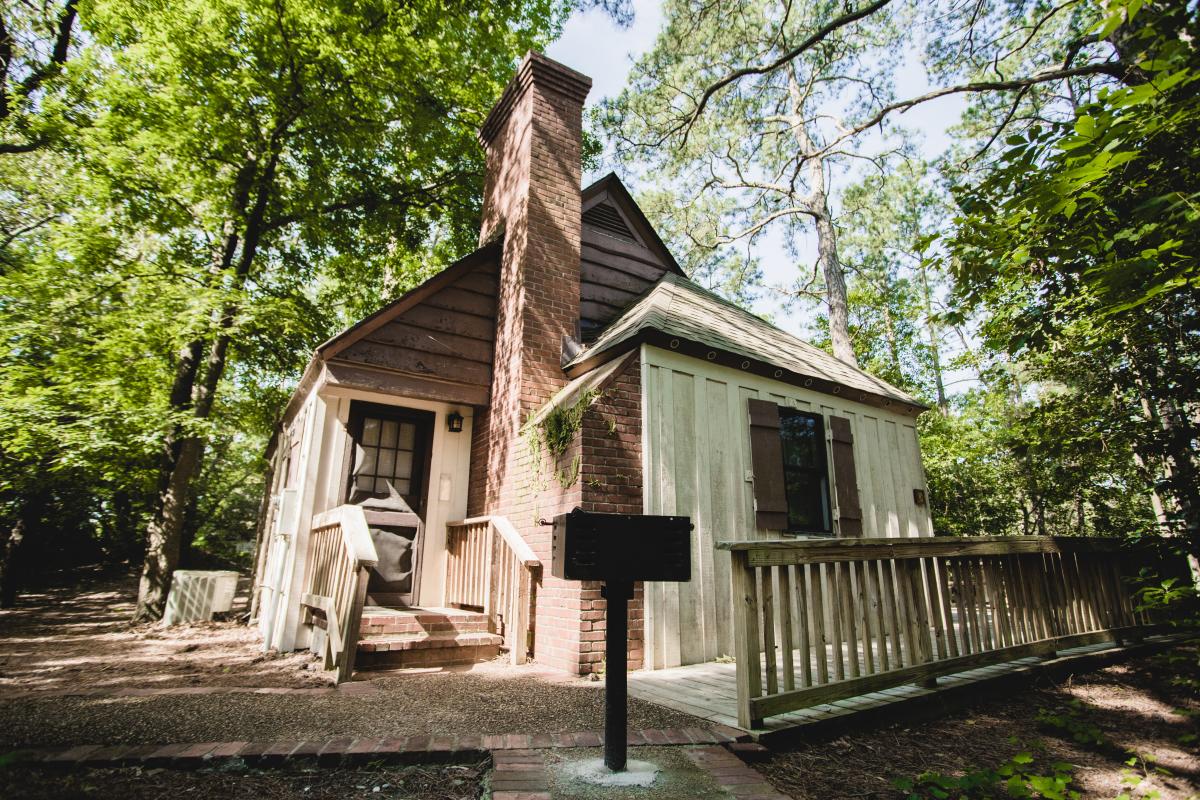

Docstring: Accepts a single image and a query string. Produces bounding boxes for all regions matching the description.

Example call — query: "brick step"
[358,606,490,637]
[356,630,502,670]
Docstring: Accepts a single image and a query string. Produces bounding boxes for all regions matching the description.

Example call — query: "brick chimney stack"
[469,52,592,672]
[478,51,590,417]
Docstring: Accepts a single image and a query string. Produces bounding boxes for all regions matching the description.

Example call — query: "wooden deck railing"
[719,536,1167,728]
[301,505,378,683]
[445,516,540,664]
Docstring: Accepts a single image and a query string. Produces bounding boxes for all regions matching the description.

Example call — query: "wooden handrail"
[313,505,379,566]
[301,505,378,683]
[718,536,1124,559]
[722,535,1178,729]
[447,516,539,566]
[445,516,540,665]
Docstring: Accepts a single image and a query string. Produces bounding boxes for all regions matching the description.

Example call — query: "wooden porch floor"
[628,637,1146,736]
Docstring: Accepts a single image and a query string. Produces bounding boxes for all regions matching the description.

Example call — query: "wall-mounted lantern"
[446,411,464,433]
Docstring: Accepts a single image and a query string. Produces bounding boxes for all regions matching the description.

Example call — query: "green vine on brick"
[522,389,603,499]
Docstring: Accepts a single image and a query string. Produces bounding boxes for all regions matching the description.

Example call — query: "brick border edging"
[8,726,750,770]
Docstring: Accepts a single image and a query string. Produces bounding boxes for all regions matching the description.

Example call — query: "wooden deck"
[628,637,1149,735]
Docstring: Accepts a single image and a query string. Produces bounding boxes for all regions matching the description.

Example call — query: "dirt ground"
[0,571,331,696]
[0,760,489,799]
[756,644,1200,799]
[0,572,697,747]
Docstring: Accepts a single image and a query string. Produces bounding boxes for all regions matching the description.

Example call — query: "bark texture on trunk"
[135,437,203,619]
[134,143,280,620]
[817,210,856,365]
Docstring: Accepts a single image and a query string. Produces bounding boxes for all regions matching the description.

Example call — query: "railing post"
[730,549,763,729]
[337,565,371,684]
[513,560,532,665]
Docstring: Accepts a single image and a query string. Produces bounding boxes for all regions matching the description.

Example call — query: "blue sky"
[546,0,968,341]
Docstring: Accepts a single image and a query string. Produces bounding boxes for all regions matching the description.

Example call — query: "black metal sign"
[551,510,692,582]
[550,508,693,772]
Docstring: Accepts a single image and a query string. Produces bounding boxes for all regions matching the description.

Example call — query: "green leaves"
[1,0,569,562]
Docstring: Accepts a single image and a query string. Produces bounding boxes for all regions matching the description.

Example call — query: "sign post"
[551,509,692,773]
[602,580,632,770]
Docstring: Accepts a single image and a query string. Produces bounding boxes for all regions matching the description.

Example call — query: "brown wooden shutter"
[748,399,788,531]
[829,416,863,537]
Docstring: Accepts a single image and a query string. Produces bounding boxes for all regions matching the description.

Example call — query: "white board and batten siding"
[640,345,933,671]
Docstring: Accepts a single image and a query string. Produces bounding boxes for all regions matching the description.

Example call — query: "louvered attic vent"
[583,202,637,243]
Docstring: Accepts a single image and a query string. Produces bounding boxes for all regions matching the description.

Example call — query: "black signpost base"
[602,580,632,772]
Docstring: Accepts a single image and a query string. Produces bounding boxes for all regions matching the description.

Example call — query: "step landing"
[356,606,500,669]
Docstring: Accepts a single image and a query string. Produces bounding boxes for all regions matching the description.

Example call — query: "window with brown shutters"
[828,416,863,537]
[748,399,788,531]
[749,400,861,536]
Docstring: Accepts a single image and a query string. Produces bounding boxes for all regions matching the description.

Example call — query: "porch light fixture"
[446,411,464,433]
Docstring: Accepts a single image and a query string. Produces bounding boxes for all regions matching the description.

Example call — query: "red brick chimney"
[478,51,590,412]
[470,52,592,673]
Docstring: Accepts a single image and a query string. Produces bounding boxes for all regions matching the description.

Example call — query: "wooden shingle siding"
[334,262,498,401]
[641,345,932,670]
[580,213,673,340]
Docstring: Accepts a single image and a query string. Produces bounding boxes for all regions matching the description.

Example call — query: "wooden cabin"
[249,51,933,681]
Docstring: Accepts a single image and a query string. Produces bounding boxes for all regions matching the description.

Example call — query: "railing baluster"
[761,566,778,695]
[879,559,904,665]
[778,565,795,692]
[856,561,876,674]
[841,562,861,678]
[795,565,812,688]
[810,564,829,685]
[828,563,846,680]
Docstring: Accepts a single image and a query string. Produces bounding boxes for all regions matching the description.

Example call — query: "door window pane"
[397,423,415,450]
[350,411,424,508]
[377,449,396,478]
[362,418,380,446]
[380,420,399,449]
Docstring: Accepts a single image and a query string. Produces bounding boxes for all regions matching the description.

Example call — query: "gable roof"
[564,272,927,415]
[581,173,685,278]
[317,237,502,360]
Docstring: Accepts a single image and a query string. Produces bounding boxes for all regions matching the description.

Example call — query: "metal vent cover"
[583,202,637,243]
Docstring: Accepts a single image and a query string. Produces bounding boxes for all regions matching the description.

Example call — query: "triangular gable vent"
[583,202,637,243]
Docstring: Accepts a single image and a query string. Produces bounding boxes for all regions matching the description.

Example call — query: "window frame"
[342,401,436,514]
[777,407,833,535]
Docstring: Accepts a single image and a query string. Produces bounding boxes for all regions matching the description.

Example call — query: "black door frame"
[342,401,437,607]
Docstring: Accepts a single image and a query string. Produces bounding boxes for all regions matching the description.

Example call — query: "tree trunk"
[1,487,48,608]
[135,436,203,619]
[814,211,857,365]
[133,147,279,620]
[917,259,948,413]
[882,292,900,377]
[1,517,28,608]
[784,69,857,367]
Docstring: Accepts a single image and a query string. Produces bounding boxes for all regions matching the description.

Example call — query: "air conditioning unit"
[162,570,241,625]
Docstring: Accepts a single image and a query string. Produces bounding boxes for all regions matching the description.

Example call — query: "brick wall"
[579,356,644,671]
